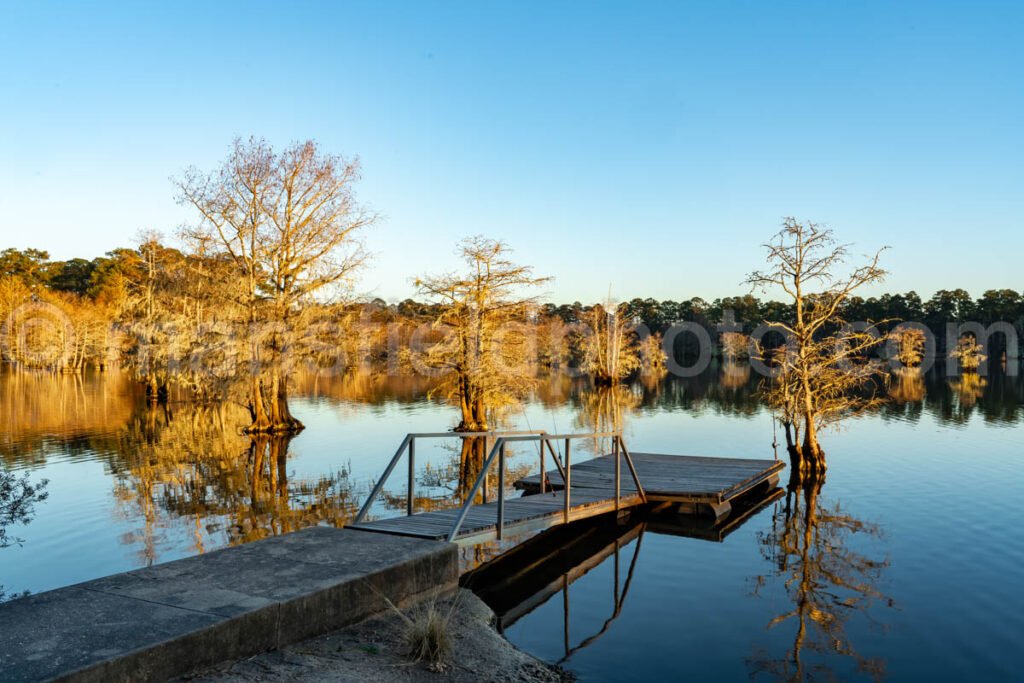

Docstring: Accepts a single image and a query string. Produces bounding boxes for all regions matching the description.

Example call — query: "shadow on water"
[464,467,894,681]
[464,484,785,665]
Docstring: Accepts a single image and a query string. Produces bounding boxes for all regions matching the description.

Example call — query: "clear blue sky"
[1,1,1021,304]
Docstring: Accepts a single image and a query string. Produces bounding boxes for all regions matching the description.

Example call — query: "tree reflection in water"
[1,464,48,602]
[1,366,1019,605]
[750,473,892,682]
[574,384,640,456]
[412,436,534,513]
[405,436,489,512]
[721,360,753,391]
[110,403,360,566]
[948,373,987,412]
[888,368,926,404]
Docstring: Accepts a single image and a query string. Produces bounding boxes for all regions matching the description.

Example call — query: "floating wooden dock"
[516,452,785,519]
[348,431,784,545]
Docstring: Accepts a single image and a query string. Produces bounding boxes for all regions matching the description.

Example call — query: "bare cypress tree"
[748,218,887,474]
[177,137,375,432]
[415,237,549,431]
[580,302,641,386]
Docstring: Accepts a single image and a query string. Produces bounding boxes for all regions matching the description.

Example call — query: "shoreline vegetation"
[2,240,1018,390]
[3,240,1019,380]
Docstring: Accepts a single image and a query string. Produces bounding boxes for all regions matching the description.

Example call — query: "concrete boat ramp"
[0,529,456,682]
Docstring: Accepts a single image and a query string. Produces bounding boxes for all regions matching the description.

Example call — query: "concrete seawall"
[0,527,457,682]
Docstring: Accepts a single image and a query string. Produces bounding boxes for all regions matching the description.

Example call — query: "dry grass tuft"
[402,602,453,671]
[368,583,458,672]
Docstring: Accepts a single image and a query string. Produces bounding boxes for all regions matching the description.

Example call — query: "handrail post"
[446,438,503,541]
[364,430,635,542]
[406,437,416,516]
[619,438,647,503]
[497,441,506,540]
[546,438,567,485]
[353,434,411,524]
[614,434,621,512]
[564,438,571,524]
[482,436,488,504]
[539,437,546,493]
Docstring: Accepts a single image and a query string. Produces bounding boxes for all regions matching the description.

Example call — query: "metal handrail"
[352,430,547,524]
[354,429,649,542]
[445,430,647,542]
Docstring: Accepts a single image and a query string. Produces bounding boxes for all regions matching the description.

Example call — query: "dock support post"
[407,437,415,516]
[564,438,571,524]
[497,441,506,539]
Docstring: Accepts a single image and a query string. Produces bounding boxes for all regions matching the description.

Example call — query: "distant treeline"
[2,245,1022,371]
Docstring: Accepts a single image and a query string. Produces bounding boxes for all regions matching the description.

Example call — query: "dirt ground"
[181,589,574,683]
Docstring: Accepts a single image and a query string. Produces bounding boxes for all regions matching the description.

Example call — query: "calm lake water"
[2,366,1022,681]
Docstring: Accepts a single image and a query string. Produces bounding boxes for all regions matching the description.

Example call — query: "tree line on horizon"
[4,244,1021,338]
[3,244,1021,358]
[2,240,1019,396]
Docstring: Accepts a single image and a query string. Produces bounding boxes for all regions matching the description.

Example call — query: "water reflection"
[101,401,361,566]
[293,369,441,408]
[721,360,753,391]
[1,364,1020,577]
[875,366,1023,426]
[468,484,785,664]
[0,463,48,602]
[574,385,640,455]
[644,361,764,417]
[0,369,137,466]
[396,436,538,519]
[750,476,892,682]
[466,515,646,652]
[4,363,1019,473]
[888,368,926,404]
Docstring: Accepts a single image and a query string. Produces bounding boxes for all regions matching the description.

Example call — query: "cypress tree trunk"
[245,377,272,433]
[273,376,304,432]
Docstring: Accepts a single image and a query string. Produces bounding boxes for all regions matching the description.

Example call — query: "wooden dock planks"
[516,452,784,504]
[348,488,643,543]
